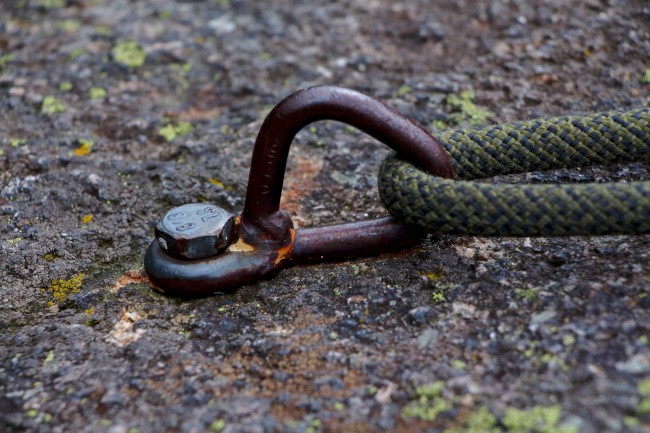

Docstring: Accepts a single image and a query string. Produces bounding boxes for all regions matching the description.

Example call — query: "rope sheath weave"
[378,108,650,236]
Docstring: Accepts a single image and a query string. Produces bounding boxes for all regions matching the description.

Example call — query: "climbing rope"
[378,108,650,236]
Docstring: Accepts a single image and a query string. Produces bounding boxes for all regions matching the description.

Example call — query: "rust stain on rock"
[281,153,324,226]
[110,269,149,293]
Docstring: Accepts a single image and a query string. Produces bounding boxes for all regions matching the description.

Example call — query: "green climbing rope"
[378,108,650,236]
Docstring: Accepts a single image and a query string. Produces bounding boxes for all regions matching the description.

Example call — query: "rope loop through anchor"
[378,108,650,236]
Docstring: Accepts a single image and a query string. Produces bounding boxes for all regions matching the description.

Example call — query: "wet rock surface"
[1,0,650,432]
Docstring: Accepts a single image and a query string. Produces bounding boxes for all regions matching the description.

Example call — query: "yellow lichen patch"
[45,273,85,304]
[74,139,93,156]
[85,307,95,316]
[81,214,93,224]
[43,252,57,262]
[423,271,444,280]
[209,178,224,188]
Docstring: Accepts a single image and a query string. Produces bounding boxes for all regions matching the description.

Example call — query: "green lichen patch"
[397,85,412,96]
[169,62,193,91]
[402,381,450,421]
[159,120,193,142]
[637,378,650,415]
[625,416,640,428]
[43,251,59,262]
[0,54,14,70]
[305,419,321,433]
[450,359,466,370]
[515,287,540,302]
[112,41,146,68]
[10,138,26,147]
[425,273,455,305]
[43,273,85,306]
[159,9,174,20]
[431,286,448,304]
[41,96,66,114]
[57,19,80,33]
[641,70,650,85]
[502,405,577,433]
[444,406,499,433]
[94,25,112,37]
[422,271,452,304]
[433,89,494,129]
[68,47,85,61]
[37,0,65,9]
[89,87,107,99]
[59,81,73,92]
[562,334,576,346]
[637,398,650,414]
[638,378,650,396]
[209,420,226,432]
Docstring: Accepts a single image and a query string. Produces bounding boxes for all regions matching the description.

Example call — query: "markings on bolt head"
[159,203,230,237]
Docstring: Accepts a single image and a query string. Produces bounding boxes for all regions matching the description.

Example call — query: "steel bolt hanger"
[144,86,454,296]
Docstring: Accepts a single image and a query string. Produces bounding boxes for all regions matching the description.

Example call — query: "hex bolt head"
[154,203,236,260]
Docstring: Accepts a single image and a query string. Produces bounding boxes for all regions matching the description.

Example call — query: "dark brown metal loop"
[145,86,455,296]
[242,85,454,229]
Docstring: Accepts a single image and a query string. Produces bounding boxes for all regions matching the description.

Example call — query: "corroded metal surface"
[145,86,454,296]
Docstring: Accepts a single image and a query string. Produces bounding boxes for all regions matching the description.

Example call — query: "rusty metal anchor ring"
[144,86,455,296]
